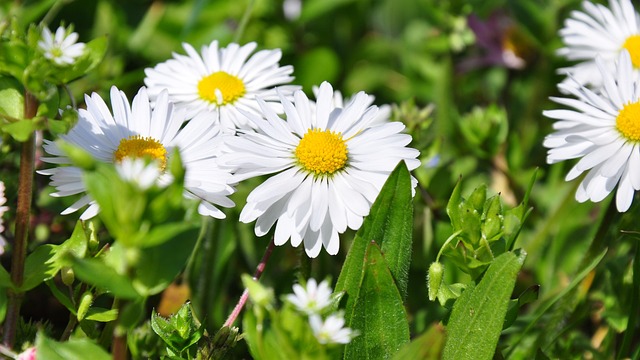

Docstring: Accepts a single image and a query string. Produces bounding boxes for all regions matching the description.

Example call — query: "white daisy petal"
[38,25,86,66]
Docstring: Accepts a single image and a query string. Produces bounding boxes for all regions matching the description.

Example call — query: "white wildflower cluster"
[285,278,357,345]
[39,32,421,257]
[545,0,640,212]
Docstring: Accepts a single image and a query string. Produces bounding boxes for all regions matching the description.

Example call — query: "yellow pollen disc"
[197,71,246,105]
[616,101,640,142]
[113,135,168,169]
[295,129,348,176]
[622,35,640,68]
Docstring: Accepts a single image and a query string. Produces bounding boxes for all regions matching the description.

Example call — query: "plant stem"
[3,92,38,348]
[112,299,127,360]
[222,237,275,327]
[233,0,255,44]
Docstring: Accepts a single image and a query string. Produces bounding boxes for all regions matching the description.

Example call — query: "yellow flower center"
[622,35,640,68]
[616,101,640,142]
[295,129,348,176]
[197,71,246,105]
[113,135,167,169]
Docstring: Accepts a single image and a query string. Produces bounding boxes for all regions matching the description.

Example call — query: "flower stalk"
[223,237,275,327]
[3,92,38,347]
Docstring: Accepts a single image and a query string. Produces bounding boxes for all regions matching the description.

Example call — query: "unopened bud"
[427,262,444,301]
[77,292,93,321]
[61,267,75,286]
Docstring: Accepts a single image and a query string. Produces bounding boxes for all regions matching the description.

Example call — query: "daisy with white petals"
[309,313,357,345]
[37,26,86,66]
[221,82,420,258]
[544,50,640,212]
[312,86,391,126]
[285,278,333,315]
[39,86,235,220]
[557,0,640,90]
[144,41,298,131]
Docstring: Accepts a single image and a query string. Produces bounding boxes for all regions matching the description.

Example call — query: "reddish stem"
[223,238,275,327]
[3,92,38,347]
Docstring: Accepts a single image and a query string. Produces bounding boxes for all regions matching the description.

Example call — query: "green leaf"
[57,36,108,83]
[443,250,527,360]
[336,161,414,318]
[392,324,446,360]
[132,227,199,296]
[1,119,38,142]
[59,221,89,260]
[0,76,24,120]
[71,257,141,300]
[36,333,111,360]
[20,245,60,291]
[344,241,410,360]
[0,264,12,289]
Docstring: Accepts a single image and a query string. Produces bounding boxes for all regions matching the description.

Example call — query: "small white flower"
[144,41,299,131]
[37,26,86,66]
[39,86,235,220]
[544,50,640,212]
[115,157,165,190]
[557,0,640,90]
[285,278,333,315]
[221,82,420,257]
[0,181,8,255]
[309,313,358,345]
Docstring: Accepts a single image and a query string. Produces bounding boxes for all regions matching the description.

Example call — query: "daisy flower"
[144,41,298,131]
[312,86,391,126]
[544,50,640,212]
[37,26,86,66]
[221,82,420,258]
[557,0,640,90]
[0,181,8,255]
[285,278,333,315]
[309,313,357,345]
[38,86,235,220]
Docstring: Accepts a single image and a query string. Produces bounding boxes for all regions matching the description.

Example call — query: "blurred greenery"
[1,0,639,358]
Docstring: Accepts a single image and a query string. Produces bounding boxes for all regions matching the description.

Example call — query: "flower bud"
[427,261,444,301]
[60,266,75,286]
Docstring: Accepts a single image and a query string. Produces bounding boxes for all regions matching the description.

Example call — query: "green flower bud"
[428,262,444,301]
[77,292,93,321]
[60,267,75,286]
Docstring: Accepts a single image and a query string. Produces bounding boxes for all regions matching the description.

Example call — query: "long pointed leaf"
[344,241,410,360]
[335,161,414,319]
[443,250,527,360]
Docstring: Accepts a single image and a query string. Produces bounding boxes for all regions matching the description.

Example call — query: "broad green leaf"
[0,76,23,120]
[392,324,446,360]
[336,161,414,318]
[20,245,60,291]
[132,227,199,296]
[71,257,141,300]
[443,250,527,360]
[344,242,410,360]
[36,333,111,360]
[1,119,38,142]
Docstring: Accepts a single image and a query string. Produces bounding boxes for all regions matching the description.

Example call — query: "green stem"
[3,92,38,348]
[618,243,640,358]
[233,0,255,44]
